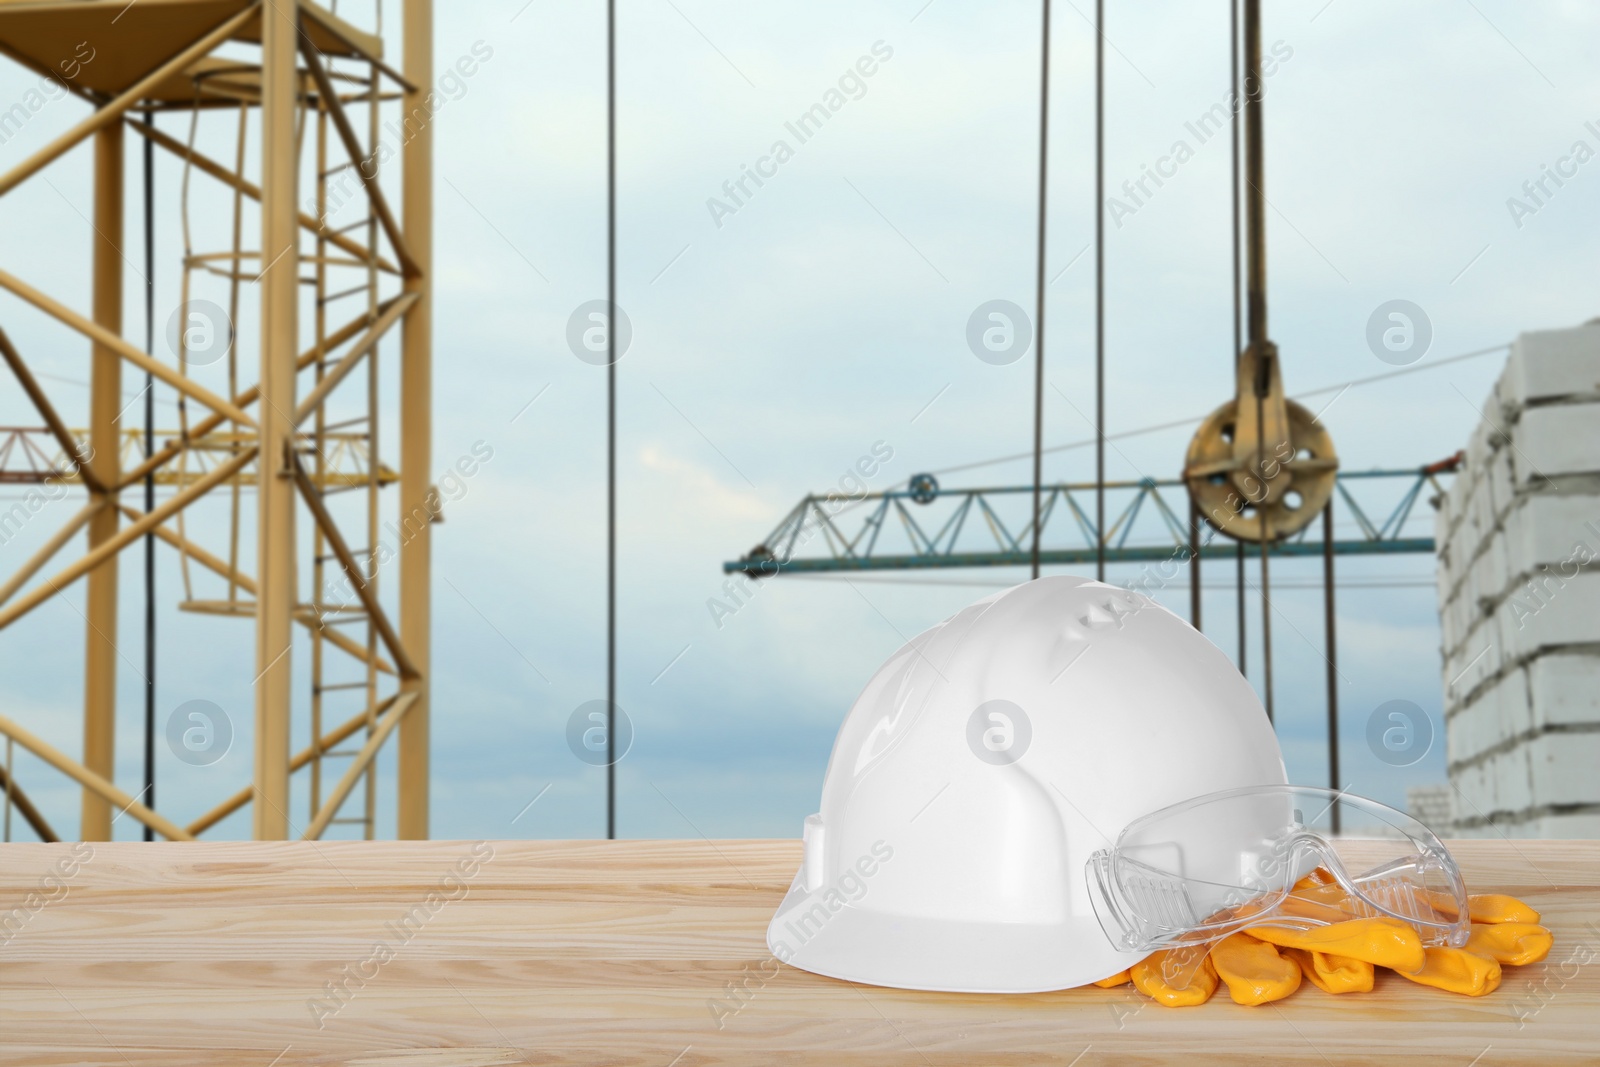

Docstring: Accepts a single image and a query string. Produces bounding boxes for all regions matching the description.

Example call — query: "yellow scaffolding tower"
[0,0,434,842]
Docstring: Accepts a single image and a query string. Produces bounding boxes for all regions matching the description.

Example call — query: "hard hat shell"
[767,575,1287,993]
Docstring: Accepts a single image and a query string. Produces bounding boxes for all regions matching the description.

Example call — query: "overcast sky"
[1,0,1596,842]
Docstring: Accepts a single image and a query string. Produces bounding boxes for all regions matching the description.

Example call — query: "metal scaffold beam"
[724,458,1460,577]
[398,0,435,841]
[82,117,123,842]
[255,0,300,841]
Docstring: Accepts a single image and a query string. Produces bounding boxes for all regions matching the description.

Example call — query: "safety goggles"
[1087,785,1470,988]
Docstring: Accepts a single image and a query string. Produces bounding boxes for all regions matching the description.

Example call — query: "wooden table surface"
[0,838,1594,1065]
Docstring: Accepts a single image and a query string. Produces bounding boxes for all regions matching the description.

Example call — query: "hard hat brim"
[766,867,1145,993]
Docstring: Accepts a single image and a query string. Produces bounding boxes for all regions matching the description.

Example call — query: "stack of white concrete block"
[1435,323,1600,838]
[1405,784,1453,834]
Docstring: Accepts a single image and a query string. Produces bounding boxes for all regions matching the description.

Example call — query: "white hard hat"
[768,575,1287,993]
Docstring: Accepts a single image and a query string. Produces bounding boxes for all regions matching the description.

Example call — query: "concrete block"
[1442,637,1492,706]
[1526,731,1600,807]
[1446,462,1478,542]
[1461,550,1485,621]
[1456,598,1483,663]
[1490,534,1512,603]
[1453,541,1479,607]
[1455,547,1477,617]
[1490,591,1526,664]
[1528,811,1600,838]
[1465,575,1504,652]
[1449,671,1521,765]
[1449,683,1489,754]
[1445,710,1467,764]
[1446,483,1465,556]
[1496,570,1600,658]
[1484,619,1505,678]
[1439,599,1458,664]
[1446,690,1486,764]
[1450,763,1492,822]
[1490,746,1535,814]
[1469,485,1497,555]
[1480,476,1501,530]
[1527,653,1600,729]
[1405,784,1454,835]
[1441,476,1466,541]
[1440,587,1458,654]
[1469,535,1509,606]
[1437,542,1454,596]
[1489,447,1516,519]
[1467,419,1493,479]
[1506,325,1600,408]
[1499,665,1533,741]
[1457,505,1481,557]
[1444,598,1477,668]
[1511,402,1600,483]
[1504,494,1600,575]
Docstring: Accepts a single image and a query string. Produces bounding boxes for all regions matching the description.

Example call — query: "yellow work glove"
[1294,875,1541,924]
[1098,889,1545,1006]
[1292,866,1336,890]
[1395,945,1502,997]
[1465,922,1553,967]
[1244,917,1426,974]
[1418,890,1542,926]
[1279,881,1362,925]
[1130,951,1220,1007]
[1281,946,1375,995]
[1465,894,1541,925]
[1209,933,1302,1005]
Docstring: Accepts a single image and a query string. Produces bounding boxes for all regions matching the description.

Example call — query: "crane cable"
[921,342,1505,480]
[1241,0,1277,724]
[142,108,157,841]
[1094,0,1106,583]
[1030,0,1051,580]
[605,0,618,840]
[1231,0,1245,672]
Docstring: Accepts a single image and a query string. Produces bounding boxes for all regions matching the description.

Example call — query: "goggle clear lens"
[1087,785,1469,988]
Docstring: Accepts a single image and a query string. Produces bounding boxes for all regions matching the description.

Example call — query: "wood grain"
[0,839,1594,1065]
